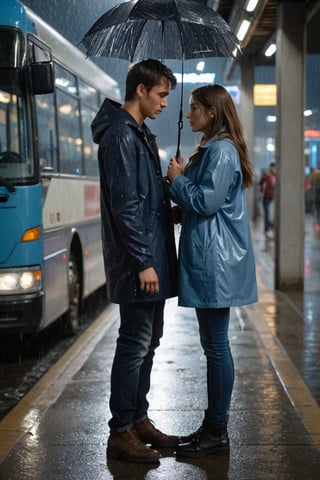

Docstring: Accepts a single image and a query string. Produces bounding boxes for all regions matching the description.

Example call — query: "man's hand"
[138,267,159,296]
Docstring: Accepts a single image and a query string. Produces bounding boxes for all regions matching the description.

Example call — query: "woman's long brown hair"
[188,84,253,188]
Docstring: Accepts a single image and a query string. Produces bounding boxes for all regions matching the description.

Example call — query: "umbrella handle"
[176,54,184,162]
[176,117,183,160]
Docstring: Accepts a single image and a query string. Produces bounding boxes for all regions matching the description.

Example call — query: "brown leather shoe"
[107,427,160,463]
[135,418,179,448]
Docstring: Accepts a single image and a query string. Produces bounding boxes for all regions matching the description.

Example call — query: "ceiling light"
[237,20,251,41]
[246,0,259,12]
[265,43,277,57]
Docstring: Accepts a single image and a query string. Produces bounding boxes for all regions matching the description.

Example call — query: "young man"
[91,59,178,464]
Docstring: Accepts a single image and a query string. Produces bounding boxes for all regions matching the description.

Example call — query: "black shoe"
[178,425,204,444]
[176,425,229,458]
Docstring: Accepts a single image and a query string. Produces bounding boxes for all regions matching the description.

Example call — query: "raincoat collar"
[91,97,151,144]
[200,126,227,149]
[91,97,160,166]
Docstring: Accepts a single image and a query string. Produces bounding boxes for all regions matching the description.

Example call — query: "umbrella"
[80,0,241,156]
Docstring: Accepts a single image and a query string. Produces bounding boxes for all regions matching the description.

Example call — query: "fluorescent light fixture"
[59,104,72,115]
[196,61,205,72]
[304,109,312,117]
[237,20,251,41]
[246,0,259,12]
[266,142,275,152]
[265,43,277,57]
[174,72,215,84]
[0,92,11,104]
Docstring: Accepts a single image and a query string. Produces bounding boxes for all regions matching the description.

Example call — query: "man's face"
[139,77,170,120]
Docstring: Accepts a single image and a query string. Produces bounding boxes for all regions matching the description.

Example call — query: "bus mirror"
[0,68,22,94]
[31,61,54,94]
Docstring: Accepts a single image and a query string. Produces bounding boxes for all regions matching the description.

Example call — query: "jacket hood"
[91,98,138,144]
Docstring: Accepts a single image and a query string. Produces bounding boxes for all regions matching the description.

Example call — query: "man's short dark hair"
[125,59,177,101]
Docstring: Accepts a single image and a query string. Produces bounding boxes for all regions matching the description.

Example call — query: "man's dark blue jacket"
[92,98,177,304]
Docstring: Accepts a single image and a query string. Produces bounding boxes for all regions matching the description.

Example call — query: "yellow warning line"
[245,271,320,449]
[0,303,118,463]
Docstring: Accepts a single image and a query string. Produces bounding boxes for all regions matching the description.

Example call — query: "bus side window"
[35,92,58,172]
[78,80,99,177]
[55,65,82,175]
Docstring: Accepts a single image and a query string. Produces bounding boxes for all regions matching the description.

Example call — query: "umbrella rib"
[130,19,148,62]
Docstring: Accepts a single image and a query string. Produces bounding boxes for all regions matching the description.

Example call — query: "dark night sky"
[23,0,120,45]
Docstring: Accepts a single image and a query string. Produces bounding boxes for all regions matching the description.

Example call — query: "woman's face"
[186,95,214,138]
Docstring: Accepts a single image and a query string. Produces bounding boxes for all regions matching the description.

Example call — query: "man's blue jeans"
[196,307,234,427]
[108,300,165,432]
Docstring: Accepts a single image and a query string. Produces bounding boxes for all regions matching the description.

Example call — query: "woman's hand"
[167,156,184,182]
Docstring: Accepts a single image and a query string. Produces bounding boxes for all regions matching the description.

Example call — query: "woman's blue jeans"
[196,307,234,427]
[108,300,165,432]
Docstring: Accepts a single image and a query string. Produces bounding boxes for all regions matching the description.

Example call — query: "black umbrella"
[81,0,241,157]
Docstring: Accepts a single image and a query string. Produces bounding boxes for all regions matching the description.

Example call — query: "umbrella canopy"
[80,0,241,157]
[81,0,241,61]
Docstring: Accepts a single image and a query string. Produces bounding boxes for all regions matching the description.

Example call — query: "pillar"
[275,0,306,290]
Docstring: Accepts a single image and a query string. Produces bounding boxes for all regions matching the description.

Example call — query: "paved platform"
[0,217,320,479]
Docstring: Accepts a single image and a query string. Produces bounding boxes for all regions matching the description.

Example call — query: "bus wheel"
[65,253,81,336]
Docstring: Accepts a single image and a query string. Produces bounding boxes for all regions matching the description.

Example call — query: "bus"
[0,0,121,334]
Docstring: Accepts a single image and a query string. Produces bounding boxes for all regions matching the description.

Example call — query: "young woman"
[167,84,258,458]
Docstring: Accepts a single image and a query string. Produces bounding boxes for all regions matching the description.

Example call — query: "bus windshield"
[0,91,34,182]
[0,28,23,68]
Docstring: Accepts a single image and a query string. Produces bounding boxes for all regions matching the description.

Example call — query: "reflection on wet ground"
[2,295,320,480]
[107,453,231,480]
[0,286,109,420]
[252,214,320,405]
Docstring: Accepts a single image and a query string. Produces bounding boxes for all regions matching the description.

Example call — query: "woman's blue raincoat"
[169,136,258,308]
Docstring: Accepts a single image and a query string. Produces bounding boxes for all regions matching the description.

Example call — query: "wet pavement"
[252,214,320,406]
[0,287,109,421]
[0,216,320,479]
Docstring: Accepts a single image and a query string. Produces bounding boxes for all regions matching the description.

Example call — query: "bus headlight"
[0,273,19,290]
[0,267,42,294]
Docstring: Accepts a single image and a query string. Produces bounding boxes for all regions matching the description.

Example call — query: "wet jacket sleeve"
[169,146,236,216]
[99,126,154,271]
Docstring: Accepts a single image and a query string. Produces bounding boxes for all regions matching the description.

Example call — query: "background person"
[258,162,276,239]
[167,84,258,458]
[92,59,178,464]
[311,163,320,224]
